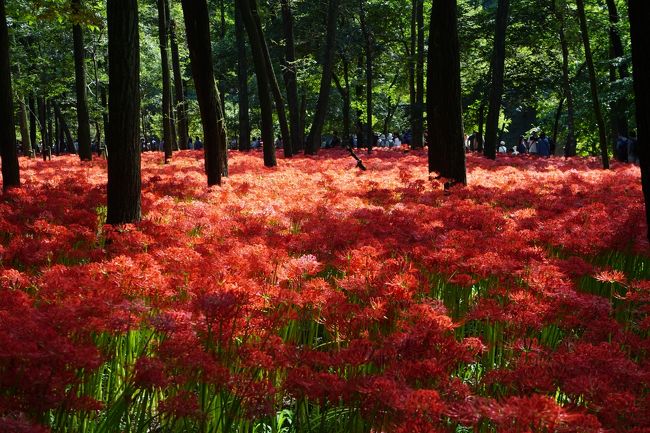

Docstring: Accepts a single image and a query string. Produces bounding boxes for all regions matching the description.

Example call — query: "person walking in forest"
[517,136,527,154]
[537,133,550,157]
[187,137,193,150]
[194,136,203,150]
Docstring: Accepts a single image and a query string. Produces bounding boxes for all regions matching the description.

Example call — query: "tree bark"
[106,0,141,224]
[158,0,173,163]
[100,85,108,152]
[181,0,227,181]
[38,97,48,156]
[46,101,53,159]
[170,20,189,150]
[484,0,509,160]
[280,0,299,157]
[428,0,466,185]
[52,101,74,153]
[552,96,565,150]
[359,0,373,154]
[234,1,251,152]
[28,94,37,154]
[409,0,416,143]
[628,0,650,241]
[576,0,609,168]
[412,0,425,149]
[556,0,577,157]
[18,96,31,156]
[605,0,629,138]
[0,0,19,189]
[240,0,276,167]
[72,0,92,161]
[305,0,340,154]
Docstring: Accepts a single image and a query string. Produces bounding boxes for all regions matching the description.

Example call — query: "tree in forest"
[106,0,141,224]
[71,0,92,161]
[305,0,339,155]
[483,0,509,160]
[240,0,276,167]
[554,0,577,157]
[280,0,300,157]
[234,1,250,152]
[411,0,425,149]
[0,0,19,190]
[605,0,629,139]
[170,20,189,151]
[428,0,466,185]
[359,0,374,154]
[576,0,609,169]
[628,0,650,241]
[181,0,227,182]
[157,0,173,163]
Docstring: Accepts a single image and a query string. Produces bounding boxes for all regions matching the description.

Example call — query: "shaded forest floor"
[1,150,649,432]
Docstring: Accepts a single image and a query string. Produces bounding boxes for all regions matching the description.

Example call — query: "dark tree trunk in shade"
[552,96,565,150]
[234,1,250,152]
[170,20,189,150]
[305,0,340,155]
[576,0,609,168]
[18,96,31,156]
[605,0,629,138]
[100,84,108,151]
[0,0,19,189]
[280,0,299,157]
[628,0,650,241]
[72,0,92,161]
[240,0,276,167]
[106,0,141,224]
[477,93,486,152]
[427,0,466,185]
[484,0,509,160]
[299,93,306,151]
[333,61,351,144]
[359,0,373,154]
[46,102,53,158]
[556,0,577,157]
[28,94,37,153]
[409,0,416,141]
[181,0,227,181]
[412,0,424,149]
[157,0,173,163]
[38,97,47,155]
[251,0,290,156]
[52,101,74,152]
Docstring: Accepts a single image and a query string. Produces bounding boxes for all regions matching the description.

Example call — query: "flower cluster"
[0,150,648,432]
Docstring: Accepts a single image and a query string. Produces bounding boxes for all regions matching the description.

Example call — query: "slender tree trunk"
[251,0,290,156]
[359,0,373,153]
[305,0,340,154]
[235,2,251,152]
[484,0,509,160]
[605,0,629,138]
[47,101,53,156]
[52,101,74,152]
[576,0,609,168]
[106,0,141,224]
[628,0,650,241]
[477,95,487,152]
[0,0,19,189]
[157,0,173,163]
[409,0,416,142]
[18,96,31,156]
[412,0,424,149]
[170,20,189,150]
[299,93,306,150]
[554,1,577,157]
[240,0,276,167]
[552,96,565,150]
[280,0,299,157]
[428,0,466,184]
[181,0,227,181]
[100,84,108,152]
[28,94,37,154]
[72,0,92,160]
[38,96,47,156]
[333,61,351,144]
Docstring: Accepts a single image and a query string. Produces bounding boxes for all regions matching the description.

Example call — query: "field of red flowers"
[1,149,649,433]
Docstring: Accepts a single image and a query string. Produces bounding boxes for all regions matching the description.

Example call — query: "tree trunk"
[332,61,351,144]
[28,94,37,154]
[46,101,53,158]
[181,0,227,181]
[359,0,373,154]
[100,85,109,152]
[157,0,173,163]
[38,97,47,156]
[251,0,290,157]
[240,0,276,167]
[552,96,565,150]
[484,0,509,160]
[409,0,416,143]
[170,20,189,150]
[0,0,19,189]
[299,93,306,151]
[605,0,629,138]
[72,0,92,161]
[553,0,577,157]
[52,101,74,153]
[412,0,424,149]
[576,0,609,168]
[234,1,251,152]
[428,0,466,185]
[628,0,650,241]
[18,96,31,156]
[106,0,141,224]
[280,0,299,157]
[305,0,340,154]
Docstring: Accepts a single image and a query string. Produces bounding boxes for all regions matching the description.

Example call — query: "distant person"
[537,133,550,157]
[331,132,340,148]
[275,136,283,149]
[194,136,203,150]
[528,136,538,154]
[498,141,507,153]
[629,132,639,164]
[393,133,401,148]
[187,137,193,150]
[616,134,629,162]
[516,136,527,154]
